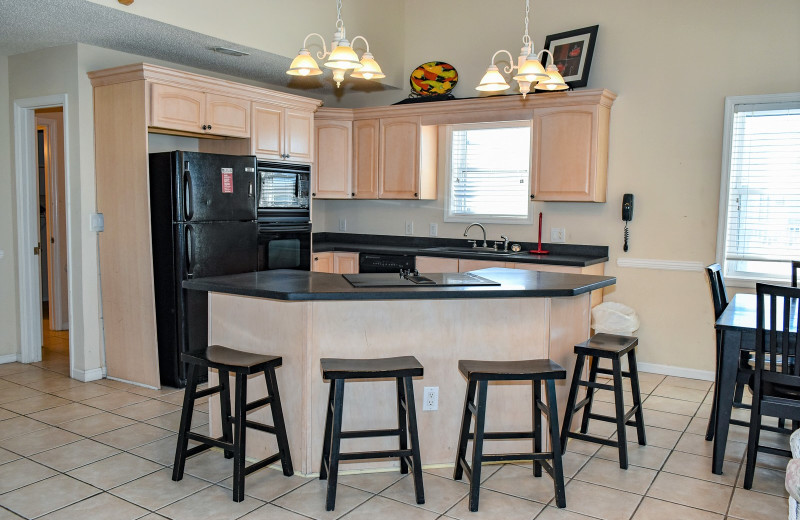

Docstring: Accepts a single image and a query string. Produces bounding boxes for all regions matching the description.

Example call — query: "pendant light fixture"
[286,0,384,88]
[476,0,568,97]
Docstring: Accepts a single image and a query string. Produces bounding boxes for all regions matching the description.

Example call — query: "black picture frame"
[543,25,599,89]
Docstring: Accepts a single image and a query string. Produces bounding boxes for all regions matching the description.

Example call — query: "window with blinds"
[721,97,800,281]
[445,121,532,223]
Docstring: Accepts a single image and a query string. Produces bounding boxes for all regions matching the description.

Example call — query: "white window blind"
[446,122,531,223]
[724,101,800,279]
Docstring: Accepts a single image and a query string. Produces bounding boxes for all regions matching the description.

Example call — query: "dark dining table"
[712,292,797,474]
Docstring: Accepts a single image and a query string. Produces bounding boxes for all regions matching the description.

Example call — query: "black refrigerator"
[149,151,258,387]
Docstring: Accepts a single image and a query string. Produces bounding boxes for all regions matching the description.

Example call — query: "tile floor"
[0,360,791,520]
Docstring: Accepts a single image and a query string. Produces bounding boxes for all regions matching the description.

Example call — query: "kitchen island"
[183,268,615,475]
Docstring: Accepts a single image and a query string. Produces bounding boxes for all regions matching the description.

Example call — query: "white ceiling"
[0,0,396,96]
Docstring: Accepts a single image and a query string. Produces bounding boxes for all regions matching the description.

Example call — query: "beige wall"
[0,55,17,360]
[316,0,800,374]
[84,0,407,91]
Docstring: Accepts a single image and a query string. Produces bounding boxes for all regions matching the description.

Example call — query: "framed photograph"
[543,25,599,88]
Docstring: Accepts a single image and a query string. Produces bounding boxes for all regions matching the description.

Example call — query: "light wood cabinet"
[333,252,359,274]
[312,251,359,273]
[378,116,437,200]
[252,102,313,163]
[313,120,352,199]
[353,119,379,198]
[531,104,609,202]
[312,252,333,272]
[150,84,249,138]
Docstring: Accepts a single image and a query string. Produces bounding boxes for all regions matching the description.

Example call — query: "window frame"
[716,92,800,288]
[443,120,534,225]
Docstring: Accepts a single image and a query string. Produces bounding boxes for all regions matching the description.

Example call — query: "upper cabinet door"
[353,119,379,199]
[150,84,205,133]
[314,119,352,199]
[284,110,314,163]
[379,116,421,199]
[531,105,608,202]
[204,93,250,138]
[252,103,283,160]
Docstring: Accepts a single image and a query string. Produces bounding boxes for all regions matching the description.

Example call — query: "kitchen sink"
[420,246,518,256]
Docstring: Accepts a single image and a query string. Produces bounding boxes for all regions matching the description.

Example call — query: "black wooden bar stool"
[319,356,424,511]
[453,359,567,511]
[173,345,293,502]
[560,333,646,469]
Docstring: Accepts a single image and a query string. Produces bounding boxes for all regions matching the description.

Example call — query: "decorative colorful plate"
[410,61,458,96]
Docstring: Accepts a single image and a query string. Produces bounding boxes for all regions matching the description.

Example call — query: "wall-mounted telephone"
[622,194,634,252]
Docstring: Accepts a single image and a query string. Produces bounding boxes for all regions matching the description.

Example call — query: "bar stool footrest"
[341,428,402,439]
[467,431,535,440]
[578,380,615,391]
[245,396,273,412]
[595,367,632,378]
[567,431,619,448]
[481,452,555,463]
[194,384,224,399]
[339,449,413,461]
[243,452,283,476]
[187,432,233,452]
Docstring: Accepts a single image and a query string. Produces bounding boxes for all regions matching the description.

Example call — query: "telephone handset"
[622,194,634,252]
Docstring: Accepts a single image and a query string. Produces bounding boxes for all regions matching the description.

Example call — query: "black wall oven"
[257,222,311,271]
[257,161,312,271]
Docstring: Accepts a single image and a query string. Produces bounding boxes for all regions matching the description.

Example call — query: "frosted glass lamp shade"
[513,57,548,82]
[324,42,362,70]
[332,68,346,87]
[476,65,510,92]
[350,52,385,80]
[535,64,569,91]
[286,49,323,76]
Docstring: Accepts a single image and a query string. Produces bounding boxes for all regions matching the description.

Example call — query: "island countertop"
[182,267,616,301]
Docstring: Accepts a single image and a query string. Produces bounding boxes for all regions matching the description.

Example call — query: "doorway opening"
[35,108,69,375]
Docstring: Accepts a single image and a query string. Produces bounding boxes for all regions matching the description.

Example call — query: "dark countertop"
[183,267,616,301]
[312,233,608,267]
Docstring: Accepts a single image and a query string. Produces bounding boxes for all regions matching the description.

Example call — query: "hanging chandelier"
[476,0,568,97]
[286,0,384,88]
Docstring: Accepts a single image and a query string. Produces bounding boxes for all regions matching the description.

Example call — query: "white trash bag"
[591,302,640,336]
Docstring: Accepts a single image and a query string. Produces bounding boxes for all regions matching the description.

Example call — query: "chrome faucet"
[464,223,488,248]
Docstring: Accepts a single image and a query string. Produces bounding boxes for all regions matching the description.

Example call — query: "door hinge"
[33,242,41,256]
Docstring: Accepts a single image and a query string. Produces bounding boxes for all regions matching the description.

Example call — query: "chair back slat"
[755,283,800,391]
[705,264,729,319]
[792,260,800,288]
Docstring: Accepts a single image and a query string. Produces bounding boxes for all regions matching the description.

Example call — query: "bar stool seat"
[173,345,293,502]
[319,356,424,511]
[560,333,646,469]
[454,358,567,511]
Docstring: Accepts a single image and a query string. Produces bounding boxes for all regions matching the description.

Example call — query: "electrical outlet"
[423,386,438,411]
[405,221,414,235]
[338,218,347,232]
[550,227,566,243]
[429,223,438,237]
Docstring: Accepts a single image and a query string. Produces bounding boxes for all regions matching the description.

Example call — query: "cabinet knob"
[351,193,355,197]
[312,193,316,197]
[414,193,418,198]
[530,194,535,200]
[314,257,319,261]
[201,125,207,130]
[207,125,212,130]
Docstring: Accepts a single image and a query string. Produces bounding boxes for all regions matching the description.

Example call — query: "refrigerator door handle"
[184,170,194,221]
[249,181,253,198]
[185,225,194,278]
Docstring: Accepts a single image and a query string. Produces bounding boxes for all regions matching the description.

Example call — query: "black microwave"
[257,161,310,223]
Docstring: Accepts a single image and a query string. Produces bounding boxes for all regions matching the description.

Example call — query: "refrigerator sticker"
[221,168,234,193]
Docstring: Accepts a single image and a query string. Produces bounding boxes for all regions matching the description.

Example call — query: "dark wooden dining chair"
[705,264,752,440]
[792,260,800,288]
[743,283,800,489]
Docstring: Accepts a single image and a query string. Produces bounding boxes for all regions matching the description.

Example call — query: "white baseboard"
[106,375,159,390]
[71,367,104,382]
[637,362,715,381]
[0,354,21,364]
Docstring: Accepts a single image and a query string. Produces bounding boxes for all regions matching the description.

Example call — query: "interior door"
[178,152,256,222]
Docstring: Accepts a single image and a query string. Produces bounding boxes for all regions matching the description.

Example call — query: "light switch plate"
[339,218,347,232]
[550,227,565,243]
[405,221,414,235]
[429,223,438,237]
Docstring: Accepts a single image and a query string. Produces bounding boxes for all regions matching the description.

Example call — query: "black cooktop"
[343,272,500,288]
